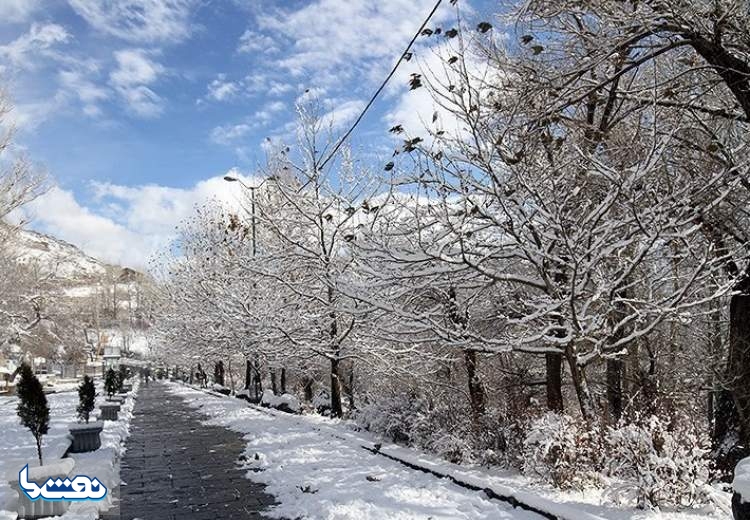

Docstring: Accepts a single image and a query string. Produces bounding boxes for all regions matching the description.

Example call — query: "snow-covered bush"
[604,415,712,509]
[261,389,301,414]
[356,392,429,445]
[357,392,524,465]
[312,389,331,415]
[522,412,603,490]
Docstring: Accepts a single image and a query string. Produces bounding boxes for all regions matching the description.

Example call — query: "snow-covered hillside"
[11,228,112,281]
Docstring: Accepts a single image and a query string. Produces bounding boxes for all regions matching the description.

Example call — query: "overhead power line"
[317,0,444,171]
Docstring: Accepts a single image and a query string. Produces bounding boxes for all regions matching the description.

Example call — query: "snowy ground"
[168,383,730,520]
[168,383,543,520]
[0,380,139,520]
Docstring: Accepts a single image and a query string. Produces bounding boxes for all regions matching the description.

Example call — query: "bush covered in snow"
[312,389,331,415]
[522,411,713,508]
[604,415,712,509]
[356,391,524,465]
[522,412,604,489]
[356,392,429,445]
[261,389,301,414]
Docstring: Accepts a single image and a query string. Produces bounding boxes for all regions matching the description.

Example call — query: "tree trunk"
[253,354,263,399]
[303,376,313,402]
[347,367,355,411]
[330,358,343,418]
[606,358,623,423]
[565,345,596,422]
[270,369,278,394]
[716,292,750,477]
[463,349,486,424]
[36,436,43,466]
[245,359,251,390]
[545,352,564,412]
[280,367,287,393]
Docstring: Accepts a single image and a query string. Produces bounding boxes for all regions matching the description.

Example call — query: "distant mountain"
[12,228,114,281]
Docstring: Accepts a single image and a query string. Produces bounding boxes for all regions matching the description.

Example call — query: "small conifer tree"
[16,363,50,465]
[117,365,127,392]
[104,368,118,398]
[77,375,96,423]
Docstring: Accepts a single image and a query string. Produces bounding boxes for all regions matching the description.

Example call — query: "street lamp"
[224,175,273,257]
[224,174,274,399]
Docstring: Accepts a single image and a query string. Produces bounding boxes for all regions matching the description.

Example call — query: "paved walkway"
[117,382,277,519]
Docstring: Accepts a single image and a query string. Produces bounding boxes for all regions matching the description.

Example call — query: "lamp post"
[224,175,272,398]
[223,175,272,257]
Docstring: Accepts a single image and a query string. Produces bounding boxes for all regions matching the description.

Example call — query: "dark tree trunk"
[280,367,287,393]
[253,361,262,400]
[270,369,278,394]
[565,344,596,422]
[245,359,251,390]
[606,358,624,423]
[715,291,750,478]
[36,436,43,466]
[347,367,355,410]
[330,358,343,418]
[688,36,750,120]
[303,376,314,402]
[545,352,564,412]
[463,349,486,424]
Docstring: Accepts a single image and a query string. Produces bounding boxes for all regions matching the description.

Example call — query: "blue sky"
[0,0,491,267]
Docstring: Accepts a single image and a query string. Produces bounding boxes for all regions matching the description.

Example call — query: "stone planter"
[10,458,75,519]
[69,421,103,453]
[100,403,120,421]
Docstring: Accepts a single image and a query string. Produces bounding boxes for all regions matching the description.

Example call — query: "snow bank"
[260,390,301,414]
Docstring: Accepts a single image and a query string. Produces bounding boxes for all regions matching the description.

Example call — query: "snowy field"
[168,383,729,520]
[0,380,139,520]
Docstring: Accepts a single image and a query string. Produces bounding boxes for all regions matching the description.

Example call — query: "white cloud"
[201,74,294,106]
[211,123,253,146]
[24,187,146,267]
[91,172,253,235]
[9,93,70,131]
[58,69,110,117]
[256,0,456,82]
[206,74,240,102]
[24,171,259,268]
[0,23,71,68]
[0,0,42,23]
[110,49,163,87]
[254,100,286,124]
[385,37,493,141]
[68,0,196,44]
[237,30,279,55]
[210,102,286,146]
[109,49,165,117]
[320,99,365,131]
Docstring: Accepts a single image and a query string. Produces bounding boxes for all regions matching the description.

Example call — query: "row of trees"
[154,0,750,502]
